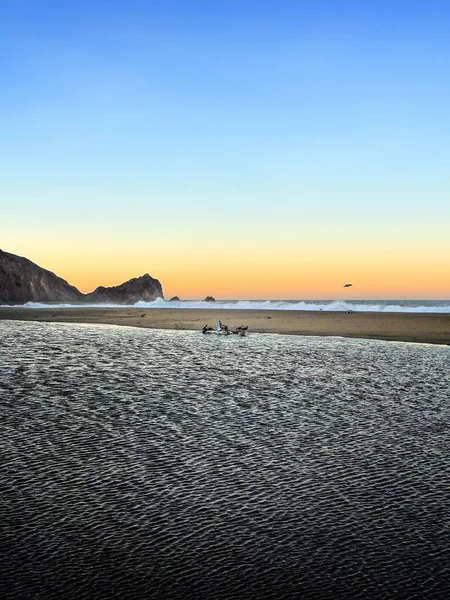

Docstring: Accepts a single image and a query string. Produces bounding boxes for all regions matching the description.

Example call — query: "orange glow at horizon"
[56,260,450,300]
[5,240,449,300]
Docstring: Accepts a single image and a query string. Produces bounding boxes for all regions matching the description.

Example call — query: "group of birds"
[201,321,249,336]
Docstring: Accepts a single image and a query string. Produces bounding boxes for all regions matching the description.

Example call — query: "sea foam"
[10,298,450,312]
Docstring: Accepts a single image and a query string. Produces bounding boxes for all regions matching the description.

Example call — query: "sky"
[1,0,449,299]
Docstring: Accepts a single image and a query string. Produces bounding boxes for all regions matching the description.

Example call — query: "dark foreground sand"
[1,307,450,345]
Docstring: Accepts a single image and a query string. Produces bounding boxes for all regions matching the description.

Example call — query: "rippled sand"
[1,306,450,344]
[1,322,449,599]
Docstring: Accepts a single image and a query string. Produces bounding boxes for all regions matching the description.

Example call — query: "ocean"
[13,298,450,312]
[0,321,449,599]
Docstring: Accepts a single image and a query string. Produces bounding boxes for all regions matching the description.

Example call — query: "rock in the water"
[85,274,163,305]
[0,249,85,305]
[204,296,216,302]
[169,296,181,302]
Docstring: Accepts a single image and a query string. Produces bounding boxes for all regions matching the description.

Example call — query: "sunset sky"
[1,0,449,299]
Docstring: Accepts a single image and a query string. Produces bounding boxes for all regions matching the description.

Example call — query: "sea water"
[16,298,450,312]
[0,321,448,599]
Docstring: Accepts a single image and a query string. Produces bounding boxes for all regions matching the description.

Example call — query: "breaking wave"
[9,298,450,312]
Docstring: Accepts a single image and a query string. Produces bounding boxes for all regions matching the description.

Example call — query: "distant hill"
[0,249,164,305]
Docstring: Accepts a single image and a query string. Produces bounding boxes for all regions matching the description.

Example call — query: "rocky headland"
[0,249,164,305]
[0,249,85,305]
[85,274,163,305]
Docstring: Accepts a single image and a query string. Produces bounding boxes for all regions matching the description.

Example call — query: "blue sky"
[1,1,449,297]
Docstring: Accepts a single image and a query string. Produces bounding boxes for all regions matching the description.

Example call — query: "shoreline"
[1,307,450,345]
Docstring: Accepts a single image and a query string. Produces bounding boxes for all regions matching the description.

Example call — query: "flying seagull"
[343,283,353,288]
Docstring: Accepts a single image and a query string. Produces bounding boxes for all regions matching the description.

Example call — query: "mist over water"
[1,321,449,599]
[14,298,450,312]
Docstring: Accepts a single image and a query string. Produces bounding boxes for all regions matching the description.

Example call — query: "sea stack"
[204,296,216,302]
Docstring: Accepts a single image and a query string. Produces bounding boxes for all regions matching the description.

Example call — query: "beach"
[0,307,449,345]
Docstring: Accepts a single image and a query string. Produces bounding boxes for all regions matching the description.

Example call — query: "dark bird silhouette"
[343,283,353,288]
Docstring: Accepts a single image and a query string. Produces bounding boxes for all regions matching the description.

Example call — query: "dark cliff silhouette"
[85,274,163,305]
[0,249,164,305]
[0,249,85,305]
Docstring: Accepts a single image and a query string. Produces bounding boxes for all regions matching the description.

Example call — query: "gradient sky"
[1,0,449,299]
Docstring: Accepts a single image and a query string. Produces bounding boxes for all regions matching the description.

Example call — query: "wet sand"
[1,307,449,344]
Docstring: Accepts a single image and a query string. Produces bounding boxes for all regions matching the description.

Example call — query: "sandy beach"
[1,307,449,345]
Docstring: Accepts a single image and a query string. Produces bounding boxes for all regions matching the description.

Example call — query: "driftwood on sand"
[201,318,248,336]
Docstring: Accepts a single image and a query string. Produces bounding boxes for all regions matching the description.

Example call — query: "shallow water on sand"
[0,321,449,599]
